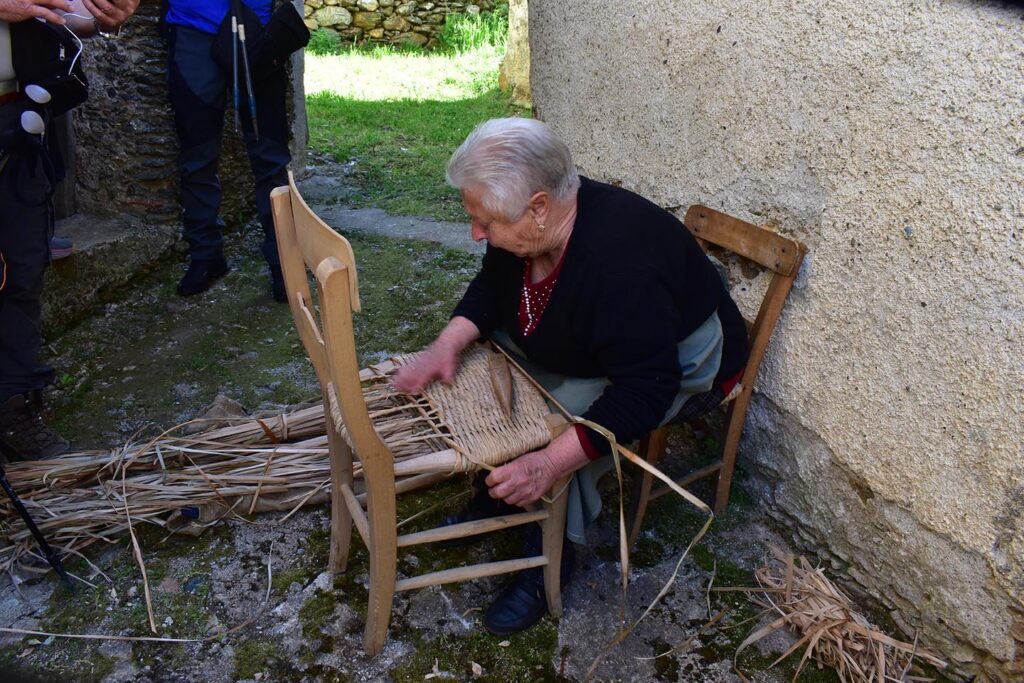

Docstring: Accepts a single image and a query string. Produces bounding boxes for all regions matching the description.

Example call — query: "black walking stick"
[0,444,75,591]
[231,12,241,133]
[232,0,259,140]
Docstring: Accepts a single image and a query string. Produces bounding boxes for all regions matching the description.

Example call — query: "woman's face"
[461,187,543,258]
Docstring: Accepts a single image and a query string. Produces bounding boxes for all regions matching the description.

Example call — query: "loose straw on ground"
[721,549,947,682]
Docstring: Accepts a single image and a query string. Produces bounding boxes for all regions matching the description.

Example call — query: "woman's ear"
[527,192,550,223]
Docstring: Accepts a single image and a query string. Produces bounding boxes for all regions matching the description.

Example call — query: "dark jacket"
[453,176,748,449]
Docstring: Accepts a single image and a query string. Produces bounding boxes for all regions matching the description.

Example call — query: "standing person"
[394,118,749,635]
[164,0,292,302]
[0,0,139,461]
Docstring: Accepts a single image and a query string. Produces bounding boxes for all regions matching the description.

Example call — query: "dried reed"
[729,549,947,682]
[0,405,337,574]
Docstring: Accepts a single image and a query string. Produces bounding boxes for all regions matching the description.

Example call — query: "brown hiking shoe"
[0,393,70,460]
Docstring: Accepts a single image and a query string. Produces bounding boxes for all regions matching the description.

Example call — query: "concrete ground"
[1,159,841,683]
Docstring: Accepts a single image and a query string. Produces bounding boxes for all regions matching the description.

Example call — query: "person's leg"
[167,25,230,296]
[241,68,291,301]
[0,145,68,459]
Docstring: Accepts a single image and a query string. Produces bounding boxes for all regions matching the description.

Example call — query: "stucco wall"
[530,0,1024,679]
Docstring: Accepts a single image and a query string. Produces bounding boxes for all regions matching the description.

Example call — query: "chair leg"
[363,488,398,656]
[327,423,353,573]
[626,427,669,550]
[541,475,571,617]
[712,398,750,515]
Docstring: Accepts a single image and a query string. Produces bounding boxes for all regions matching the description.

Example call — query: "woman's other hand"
[485,449,560,508]
[486,428,591,507]
[393,341,461,393]
[392,315,481,394]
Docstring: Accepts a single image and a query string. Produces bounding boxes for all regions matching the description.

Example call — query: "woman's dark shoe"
[177,257,229,297]
[482,573,549,635]
[481,532,575,635]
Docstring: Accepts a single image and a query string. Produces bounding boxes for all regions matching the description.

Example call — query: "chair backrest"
[270,173,393,474]
[683,205,806,390]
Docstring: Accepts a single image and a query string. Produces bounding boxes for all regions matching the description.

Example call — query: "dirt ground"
[0,160,842,683]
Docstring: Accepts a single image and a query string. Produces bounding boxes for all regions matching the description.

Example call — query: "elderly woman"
[394,117,747,635]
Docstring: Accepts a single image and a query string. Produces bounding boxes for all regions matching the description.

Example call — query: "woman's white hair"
[446,118,580,220]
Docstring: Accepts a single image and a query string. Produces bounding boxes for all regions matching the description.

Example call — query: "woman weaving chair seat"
[393,117,749,635]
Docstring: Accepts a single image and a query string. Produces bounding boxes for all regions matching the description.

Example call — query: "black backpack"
[10,18,89,117]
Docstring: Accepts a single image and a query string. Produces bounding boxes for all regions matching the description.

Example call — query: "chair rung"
[395,555,548,593]
[649,461,722,502]
[396,510,548,548]
[339,482,370,544]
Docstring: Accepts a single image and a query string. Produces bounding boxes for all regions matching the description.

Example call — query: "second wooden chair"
[626,205,806,546]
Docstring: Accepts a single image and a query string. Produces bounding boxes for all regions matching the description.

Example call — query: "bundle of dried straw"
[732,549,947,682]
[0,403,338,575]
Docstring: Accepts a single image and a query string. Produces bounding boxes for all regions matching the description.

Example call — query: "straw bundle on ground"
[733,549,947,682]
[0,431,337,574]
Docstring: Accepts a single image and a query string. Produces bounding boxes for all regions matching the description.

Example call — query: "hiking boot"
[269,264,287,303]
[50,235,74,260]
[177,256,229,297]
[0,392,70,460]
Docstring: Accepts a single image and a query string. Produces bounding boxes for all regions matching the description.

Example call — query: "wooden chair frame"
[270,173,569,655]
[626,205,806,546]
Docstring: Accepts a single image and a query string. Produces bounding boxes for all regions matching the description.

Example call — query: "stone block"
[357,0,379,9]
[352,10,382,29]
[313,5,352,26]
[368,28,385,38]
[383,14,409,31]
[395,30,428,46]
[396,2,415,16]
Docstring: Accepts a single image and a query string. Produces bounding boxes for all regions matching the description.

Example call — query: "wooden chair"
[626,205,806,546]
[270,173,570,655]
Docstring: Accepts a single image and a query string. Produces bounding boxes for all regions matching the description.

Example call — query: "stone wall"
[529,1,1024,680]
[303,0,494,47]
[74,0,306,224]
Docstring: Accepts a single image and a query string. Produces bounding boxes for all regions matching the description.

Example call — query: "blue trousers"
[0,104,56,402]
[167,24,290,266]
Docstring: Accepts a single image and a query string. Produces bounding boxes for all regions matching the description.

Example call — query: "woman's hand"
[81,0,137,30]
[485,449,561,508]
[486,428,591,507]
[392,316,481,394]
[393,341,461,393]
[0,0,73,24]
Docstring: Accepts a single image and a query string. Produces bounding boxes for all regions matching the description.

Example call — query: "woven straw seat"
[328,344,552,473]
[271,173,569,656]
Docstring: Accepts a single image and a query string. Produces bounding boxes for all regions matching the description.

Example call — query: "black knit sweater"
[453,176,748,451]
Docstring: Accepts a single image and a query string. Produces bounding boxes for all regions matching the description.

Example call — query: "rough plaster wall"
[531,0,1024,677]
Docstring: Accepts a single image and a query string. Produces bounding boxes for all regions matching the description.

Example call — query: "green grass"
[437,5,509,53]
[305,9,526,222]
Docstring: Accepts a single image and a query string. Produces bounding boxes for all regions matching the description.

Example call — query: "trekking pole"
[233,1,259,141]
[231,12,241,133]
[0,451,75,591]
